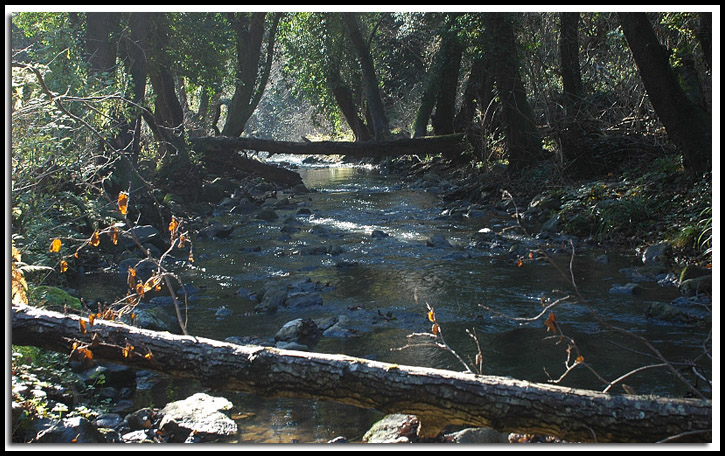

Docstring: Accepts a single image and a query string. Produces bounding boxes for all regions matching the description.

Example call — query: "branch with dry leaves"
[495,190,709,400]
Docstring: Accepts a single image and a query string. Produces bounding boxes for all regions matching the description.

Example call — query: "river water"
[84,160,712,443]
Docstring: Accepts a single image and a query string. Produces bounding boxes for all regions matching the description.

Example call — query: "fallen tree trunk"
[189,133,467,158]
[202,149,303,187]
[12,305,711,443]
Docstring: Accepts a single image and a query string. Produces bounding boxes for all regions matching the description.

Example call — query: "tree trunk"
[114,12,150,159]
[11,305,712,443]
[431,33,463,138]
[190,134,467,158]
[341,13,390,140]
[558,12,588,169]
[326,57,372,142]
[147,13,185,153]
[221,13,280,138]
[85,12,119,82]
[483,13,543,170]
[618,13,711,176]
[412,17,456,139]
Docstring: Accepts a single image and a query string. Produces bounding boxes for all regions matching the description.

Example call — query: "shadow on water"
[82,161,711,442]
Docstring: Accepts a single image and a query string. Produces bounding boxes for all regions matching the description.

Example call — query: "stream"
[79,159,711,443]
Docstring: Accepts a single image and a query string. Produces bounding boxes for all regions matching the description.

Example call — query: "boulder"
[274,318,321,346]
[159,393,237,442]
[120,225,161,249]
[362,414,420,443]
[34,417,107,443]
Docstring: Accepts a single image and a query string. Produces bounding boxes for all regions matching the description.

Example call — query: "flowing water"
[79,159,711,443]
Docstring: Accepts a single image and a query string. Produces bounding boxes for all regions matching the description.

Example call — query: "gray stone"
[255,209,279,221]
[159,393,237,441]
[94,413,124,430]
[285,291,323,309]
[426,234,451,248]
[642,242,670,265]
[274,317,321,345]
[34,417,107,443]
[609,283,643,295]
[197,222,235,239]
[446,427,510,443]
[541,214,560,233]
[679,275,712,296]
[120,225,161,249]
[362,414,420,443]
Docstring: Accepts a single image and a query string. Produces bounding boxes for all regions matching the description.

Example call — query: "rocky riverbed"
[12,155,711,444]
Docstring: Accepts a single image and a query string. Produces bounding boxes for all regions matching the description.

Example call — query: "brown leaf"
[90,231,100,247]
[544,312,557,333]
[432,323,439,335]
[118,191,129,215]
[427,308,436,323]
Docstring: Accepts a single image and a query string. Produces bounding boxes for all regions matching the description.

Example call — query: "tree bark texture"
[85,12,120,81]
[618,12,712,176]
[190,134,467,159]
[483,13,543,170]
[222,13,279,138]
[342,13,390,140]
[558,12,589,169]
[12,305,712,443]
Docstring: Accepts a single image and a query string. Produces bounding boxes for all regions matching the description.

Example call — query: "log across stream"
[11,304,712,443]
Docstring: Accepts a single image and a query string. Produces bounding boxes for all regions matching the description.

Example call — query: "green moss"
[30,285,81,311]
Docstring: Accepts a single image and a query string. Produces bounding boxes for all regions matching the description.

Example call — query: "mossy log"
[11,305,711,442]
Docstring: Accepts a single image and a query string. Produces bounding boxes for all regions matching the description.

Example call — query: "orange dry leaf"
[123,344,134,358]
[576,355,585,364]
[135,282,145,298]
[110,226,119,245]
[517,258,524,267]
[544,312,557,333]
[90,231,100,247]
[143,275,162,293]
[88,314,95,326]
[60,260,69,273]
[117,191,129,215]
[50,238,62,253]
[12,264,28,306]
[427,308,436,322]
[79,319,87,334]
[169,216,179,234]
[432,323,440,335]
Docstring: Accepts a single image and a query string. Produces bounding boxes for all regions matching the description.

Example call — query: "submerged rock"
[609,283,643,295]
[426,234,452,248]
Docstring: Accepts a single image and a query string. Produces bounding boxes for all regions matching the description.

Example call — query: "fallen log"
[11,305,711,443]
[202,150,303,188]
[189,133,467,158]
